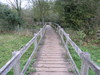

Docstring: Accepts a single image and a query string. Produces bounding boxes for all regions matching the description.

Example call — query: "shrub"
[0,3,23,31]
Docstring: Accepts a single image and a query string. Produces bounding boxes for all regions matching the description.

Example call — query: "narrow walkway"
[32,25,73,75]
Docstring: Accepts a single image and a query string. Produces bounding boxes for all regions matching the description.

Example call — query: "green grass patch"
[0,33,36,75]
[68,44,100,75]
[68,45,81,70]
[80,45,100,66]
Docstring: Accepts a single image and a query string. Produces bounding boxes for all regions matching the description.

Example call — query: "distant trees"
[30,0,58,24]
[0,0,99,34]
[30,0,50,25]
[54,0,100,35]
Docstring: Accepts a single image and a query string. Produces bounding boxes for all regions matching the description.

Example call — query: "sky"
[0,0,29,8]
[0,0,54,8]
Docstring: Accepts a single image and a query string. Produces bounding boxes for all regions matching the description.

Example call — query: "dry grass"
[15,29,34,37]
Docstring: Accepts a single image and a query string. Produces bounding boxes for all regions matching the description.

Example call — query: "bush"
[55,0,99,36]
[0,3,23,31]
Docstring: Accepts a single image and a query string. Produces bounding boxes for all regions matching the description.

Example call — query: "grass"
[80,45,100,66]
[0,25,42,75]
[64,29,100,75]
[0,33,36,75]
[0,33,32,68]
[68,44,100,75]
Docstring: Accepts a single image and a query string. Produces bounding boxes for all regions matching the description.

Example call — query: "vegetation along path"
[32,25,73,75]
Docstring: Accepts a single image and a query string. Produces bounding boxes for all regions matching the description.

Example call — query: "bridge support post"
[12,51,21,75]
[80,52,90,75]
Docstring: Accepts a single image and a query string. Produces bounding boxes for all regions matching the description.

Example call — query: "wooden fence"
[0,25,47,75]
[54,23,100,75]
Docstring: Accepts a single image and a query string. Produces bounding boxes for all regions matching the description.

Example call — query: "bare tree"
[30,0,49,25]
[6,0,22,17]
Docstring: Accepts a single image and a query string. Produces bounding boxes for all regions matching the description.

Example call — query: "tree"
[6,0,22,17]
[6,0,23,28]
[30,0,50,25]
[0,3,22,30]
[54,0,99,35]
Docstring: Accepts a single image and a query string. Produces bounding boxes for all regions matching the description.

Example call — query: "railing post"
[61,31,63,39]
[40,28,43,39]
[65,36,69,50]
[97,70,100,75]
[61,28,66,44]
[80,52,90,75]
[57,26,59,32]
[58,26,61,35]
[42,25,46,36]
[34,33,37,49]
[61,32,64,43]
[12,51,21,75]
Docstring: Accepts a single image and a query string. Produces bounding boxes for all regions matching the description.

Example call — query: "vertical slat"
[80,52,90,75]
[12,51,21,75]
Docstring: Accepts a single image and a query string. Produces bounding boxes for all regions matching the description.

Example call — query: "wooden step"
[37,61,67,64]
[37,59,65,61]
[39,56,64,58]
[32,72,73,75]
[35,68,68,72]
[40,54,62,56]
[35,64,68,68]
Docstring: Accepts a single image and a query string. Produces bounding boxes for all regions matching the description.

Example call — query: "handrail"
[0,51,21,75]
[53,23,100,75]
[0,25,47,75]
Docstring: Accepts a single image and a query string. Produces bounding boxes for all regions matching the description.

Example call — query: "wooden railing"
[53,23,100,75]
[0,25,47,75]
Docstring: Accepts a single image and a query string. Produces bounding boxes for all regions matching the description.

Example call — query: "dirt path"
[31,25,73,75]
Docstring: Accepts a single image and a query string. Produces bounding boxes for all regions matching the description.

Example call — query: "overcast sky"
[0,0,54,8]
[0,0,29,8]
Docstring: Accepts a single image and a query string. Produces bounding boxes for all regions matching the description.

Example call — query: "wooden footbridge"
[0,23,100,75]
